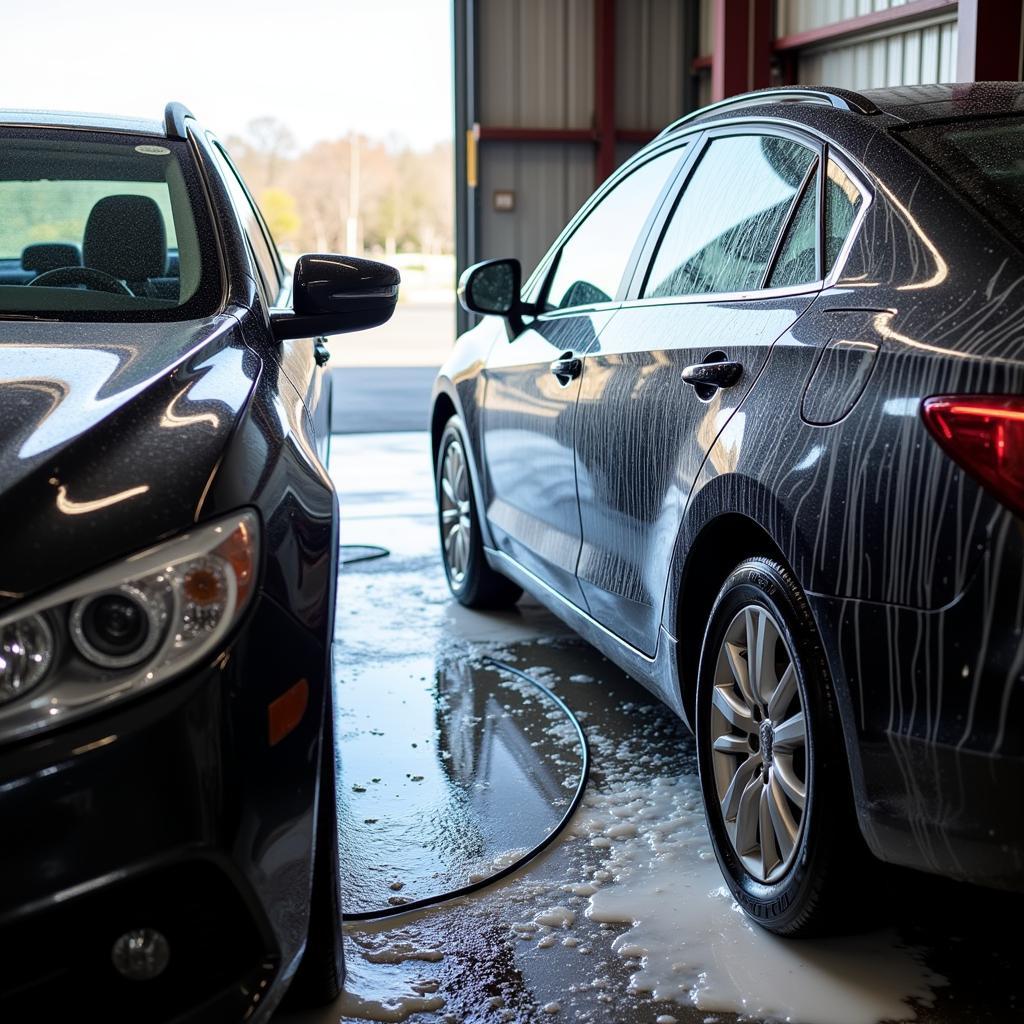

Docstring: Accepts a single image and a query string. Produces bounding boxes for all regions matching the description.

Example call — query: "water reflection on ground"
[279,433,1020,1024]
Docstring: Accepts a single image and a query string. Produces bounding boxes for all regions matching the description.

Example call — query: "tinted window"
[768,164,819,288]
[545,149,682,310]
[824,158,862,273]
[645,135,816,298]
[0,130,218,321]
[211,143,281,297]
[898,116,1024,243]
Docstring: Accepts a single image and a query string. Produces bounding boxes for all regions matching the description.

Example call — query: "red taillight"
[922,395,1024,518]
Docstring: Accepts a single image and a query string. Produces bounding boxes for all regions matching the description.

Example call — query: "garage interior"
[6,1,1019,1022]
[281,5,1024,1022]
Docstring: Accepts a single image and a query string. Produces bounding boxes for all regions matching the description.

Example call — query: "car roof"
[659,82,1024,139]
[0,102,195,139]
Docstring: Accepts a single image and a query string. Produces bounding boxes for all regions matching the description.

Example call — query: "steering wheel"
[27,266,134,296]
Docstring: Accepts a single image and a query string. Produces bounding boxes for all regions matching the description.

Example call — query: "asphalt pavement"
[330,365,440,433]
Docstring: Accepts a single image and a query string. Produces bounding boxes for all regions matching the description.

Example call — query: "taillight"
[922,395,1024,518]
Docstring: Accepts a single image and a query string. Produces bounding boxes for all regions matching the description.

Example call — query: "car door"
[481,146,687,605]
[210,141,333,464]
[573,126,823,653]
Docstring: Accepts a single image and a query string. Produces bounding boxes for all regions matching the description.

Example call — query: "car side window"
[824,157,863,273]
[210,143,283,300]
[544,149,683,311]
[643,134,817,298]
[767,162,819,288]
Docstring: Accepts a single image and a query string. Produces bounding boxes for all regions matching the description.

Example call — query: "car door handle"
[314,337,331,367]
[550,352,582,385]
[681,360,743,391]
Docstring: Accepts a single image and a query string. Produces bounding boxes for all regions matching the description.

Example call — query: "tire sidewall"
[695,558,840,933]
[436,418,482,600]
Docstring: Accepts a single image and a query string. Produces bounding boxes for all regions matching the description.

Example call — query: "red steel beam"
[712,0,772,102]
[595,0,617,184]
[616,128,657,144]
[774,0,958,52]
[476,126,594,143]
[957,0,1022,81]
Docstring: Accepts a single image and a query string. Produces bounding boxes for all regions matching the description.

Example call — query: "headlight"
[0,615,52,704]
[0,511,258,741]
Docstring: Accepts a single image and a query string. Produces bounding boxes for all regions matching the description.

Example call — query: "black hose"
[340,544,390,565]
[343,657,590,922]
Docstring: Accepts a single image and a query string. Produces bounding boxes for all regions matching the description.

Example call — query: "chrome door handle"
[550,352,582,385]
[681,360,742,391]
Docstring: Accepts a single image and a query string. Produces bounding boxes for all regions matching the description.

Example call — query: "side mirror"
[270,254,400,342]
[458,257,520,316]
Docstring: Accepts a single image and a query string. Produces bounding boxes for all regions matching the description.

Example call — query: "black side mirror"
[270,254,400,342]
[458,257,520,315]
[458,257,533,333]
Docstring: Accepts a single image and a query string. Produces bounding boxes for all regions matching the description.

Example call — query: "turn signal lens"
[922,396,1024,518]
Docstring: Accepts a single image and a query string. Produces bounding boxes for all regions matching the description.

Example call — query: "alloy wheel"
[439,437,472,585]
[709,604,809,883]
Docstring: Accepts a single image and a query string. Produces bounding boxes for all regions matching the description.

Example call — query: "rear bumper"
[810,543,1024,890]
[0,595,328,1022]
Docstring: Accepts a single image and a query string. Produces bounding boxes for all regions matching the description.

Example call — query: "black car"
[0,103,398,1019]
[433,83,1024,936]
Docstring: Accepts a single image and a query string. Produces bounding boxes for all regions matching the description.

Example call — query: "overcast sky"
[1,0,452,149]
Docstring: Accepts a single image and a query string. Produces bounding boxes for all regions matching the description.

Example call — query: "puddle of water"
[579,777,946,1024]
[338,655,584,916]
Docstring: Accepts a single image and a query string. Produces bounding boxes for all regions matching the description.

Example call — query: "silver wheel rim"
[439,437,472,586]
[709,604,809,884]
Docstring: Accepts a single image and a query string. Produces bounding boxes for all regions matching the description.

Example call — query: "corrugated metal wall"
[469,0,689,280]
[794,12,958,88]
[474,0,597,273]
[477,0,594,130]
[477,143,595,272]
[615,0,686,131]
[778,0,920,37]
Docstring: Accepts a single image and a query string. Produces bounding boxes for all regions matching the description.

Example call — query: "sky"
[0,0,453,150]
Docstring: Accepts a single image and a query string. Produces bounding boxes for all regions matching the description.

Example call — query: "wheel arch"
[430,388,457,468]
[674,510,795,725]
[430,377,497,551]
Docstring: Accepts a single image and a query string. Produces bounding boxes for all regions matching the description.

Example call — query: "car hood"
[0,314,259,610]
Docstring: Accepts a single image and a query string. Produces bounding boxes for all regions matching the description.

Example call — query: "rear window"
[0,129,220,321]
[898,117,1024,243]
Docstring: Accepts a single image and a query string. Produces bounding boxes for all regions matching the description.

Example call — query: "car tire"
[436,416,522,609]
[286,695,344,1006]
[695,556,866,936]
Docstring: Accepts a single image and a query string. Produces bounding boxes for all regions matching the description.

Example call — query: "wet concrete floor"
[279,432,1021,1024]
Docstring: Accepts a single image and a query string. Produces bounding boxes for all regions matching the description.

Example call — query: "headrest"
[83,195,167,280]
[21,243,82,274]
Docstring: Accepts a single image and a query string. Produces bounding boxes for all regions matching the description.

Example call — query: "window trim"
[522,138,698,320]
[763,156,821,288]
[623,120,872,309]
[207,135,285,302]
[821,145,869,283]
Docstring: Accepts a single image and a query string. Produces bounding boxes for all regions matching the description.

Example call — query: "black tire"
[695,556,866,936]
[436,416,522,609]
[286,696,344,1006]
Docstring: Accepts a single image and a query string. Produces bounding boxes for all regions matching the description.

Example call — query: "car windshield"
[0,129,218,321]
[897,116,1024,244]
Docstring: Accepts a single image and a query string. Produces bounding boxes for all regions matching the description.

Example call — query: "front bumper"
[0,594,328,1022]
